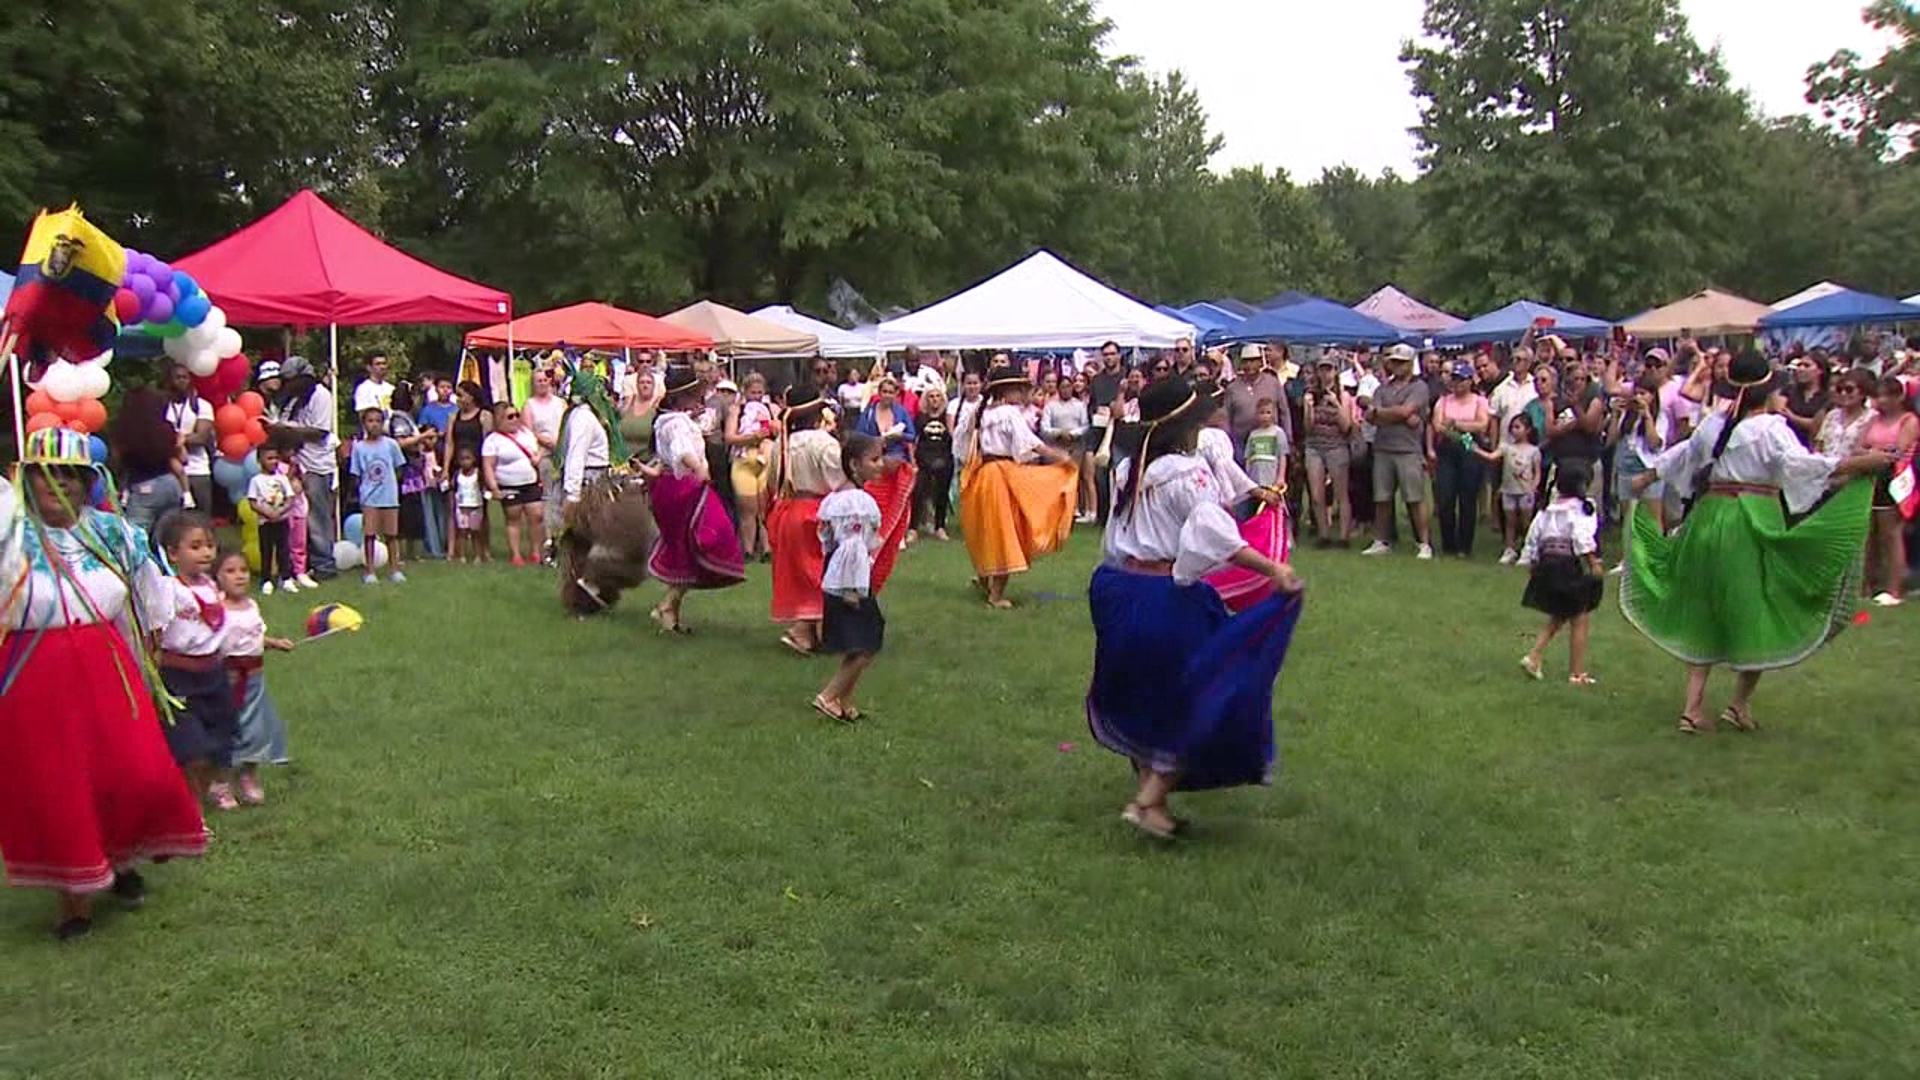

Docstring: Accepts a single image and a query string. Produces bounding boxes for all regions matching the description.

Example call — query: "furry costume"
[557,470,659,616]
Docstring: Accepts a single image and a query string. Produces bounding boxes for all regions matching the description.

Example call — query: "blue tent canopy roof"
[1433,300,1612,347]
[1259,290,1316,310]
[1212,297,1260,318]
[1174,302,1242,332]
[1756,287,1920,329]
[1220,297,1403,346]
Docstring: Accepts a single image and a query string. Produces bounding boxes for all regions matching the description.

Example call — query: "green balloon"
[150,319,187,339]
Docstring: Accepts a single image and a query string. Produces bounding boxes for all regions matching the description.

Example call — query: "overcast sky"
[1096,0,1893,179]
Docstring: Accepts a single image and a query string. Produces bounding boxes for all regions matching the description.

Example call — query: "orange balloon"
[75,398,108,434]
[52,400,83,423]
[244,418,268,447]
[214,403,249,437]
[235,390,266,419]
[24,390,53,415]
[219,433,252,462]
[25,412,60,433]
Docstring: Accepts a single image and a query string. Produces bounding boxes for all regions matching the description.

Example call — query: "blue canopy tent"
[1219,297,1403,346]
[0,268,12,308]
[1259,289,1315,310]
[1756,288,1920,329]
[1174,301,1244,345]
[1212,297,1260,318]
[1434,300,1611,347]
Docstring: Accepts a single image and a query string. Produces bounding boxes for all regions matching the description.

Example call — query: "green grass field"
[4,527,1918,1079]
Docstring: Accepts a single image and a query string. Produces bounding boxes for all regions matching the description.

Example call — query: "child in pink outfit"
[281,454,312,585]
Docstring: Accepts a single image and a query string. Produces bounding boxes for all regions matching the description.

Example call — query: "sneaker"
[1873,592,1903,607]
[1498,548,1517,565]
[237,773,265,805]
[280,579,300,594]
[389,570,407,584]
[208,783,240,811]
[363,573,379,585]
[1416,543,1434,560]
[1361,541,1392,556]
[260,581,275,596]
[295,574,319,589]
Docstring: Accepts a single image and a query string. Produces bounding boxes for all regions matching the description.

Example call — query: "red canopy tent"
[465,302,712,351]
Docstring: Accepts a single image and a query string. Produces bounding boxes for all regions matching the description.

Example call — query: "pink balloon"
[113,289,141,323]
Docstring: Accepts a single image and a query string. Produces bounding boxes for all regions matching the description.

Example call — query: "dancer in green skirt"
[1622,348,1892,734]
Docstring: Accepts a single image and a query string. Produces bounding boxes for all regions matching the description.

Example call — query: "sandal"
[841,705,865,722]
[1519,655,1543,681]
[1120,802,1178,841]
[811,695,852,724]
[1568,673,1597,687]
[985,598,1014,611]
[1720,704,1758,732]
[1677,711,1712,735]
[780,632,815,656]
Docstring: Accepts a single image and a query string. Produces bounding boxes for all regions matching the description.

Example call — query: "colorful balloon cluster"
[115,251,249,400]
[22,354,113,436]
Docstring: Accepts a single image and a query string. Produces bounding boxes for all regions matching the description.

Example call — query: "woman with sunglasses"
[1816,368,1876,458]
[854,373,919,576]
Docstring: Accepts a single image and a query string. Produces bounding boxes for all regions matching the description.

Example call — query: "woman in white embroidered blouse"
[640,365,748,633]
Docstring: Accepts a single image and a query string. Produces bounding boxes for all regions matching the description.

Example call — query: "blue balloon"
[87,435,108,464]
[343,513,364,545]
[241,453,262,481]
[172,270,199,299]
[212,458,248,497]
[176,292,211,328]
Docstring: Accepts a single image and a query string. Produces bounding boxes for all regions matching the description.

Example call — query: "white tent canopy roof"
[749,304,879,358]
[1769,281,1846,311]
[875,250,1192,350]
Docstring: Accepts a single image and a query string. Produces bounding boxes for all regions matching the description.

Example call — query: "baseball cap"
[255,360,282,382]
[1385,343,1417,363]
[1449,361,1474,380]
[1239,343,1264,361]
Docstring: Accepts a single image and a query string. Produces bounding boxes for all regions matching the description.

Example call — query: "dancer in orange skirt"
[960,365,1078,609]
[0,429,207,940]
[767,386,841,653]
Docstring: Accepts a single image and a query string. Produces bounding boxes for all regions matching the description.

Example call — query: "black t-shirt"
[1088,370,1122,410]
[1547,384,1606,462]
[917,410,954,468]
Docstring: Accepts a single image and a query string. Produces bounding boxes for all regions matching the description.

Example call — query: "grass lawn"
[4,525,1919,1079]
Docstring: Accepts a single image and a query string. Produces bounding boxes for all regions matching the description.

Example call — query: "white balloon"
[370,540,390,569]
[163,334,196,362]
[333,540,364,570]
[42,361,83,403]
[77,362,111,401]
[214,327,243,360]
[88,349,113,369]
[186,349,220,377]
[201,306,227,336]
[184,323,218,351]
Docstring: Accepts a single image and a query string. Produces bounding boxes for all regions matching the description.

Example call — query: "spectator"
[837,365,869,413]
[1429,361,1492,558]
[264,357,340,581]
[111,386,186,534]
[1225,344,1286,466]
[1362,344,1433,558]
[352,354,396,415]
[1170,336,1197,377]
[1300,358,1355,547]
[164,363,215,513]
[1545,361,1608,505]
[384,383,437,562]
[1864,378,1919,606]
[1042,371,1093,521]
[1780,352,1831,448]
[481,402,546,566]
[914,385,955,541]
[1817,368,1876,457]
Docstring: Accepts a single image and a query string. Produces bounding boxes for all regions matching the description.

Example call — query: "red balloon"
[214,403,248,436]
[214,354,251,400]
[235,390,266,419]
[244,418,267,447]
[219,433,252,462]
[113,288,142,324]
[24,389,53,415]
[75,398,108,433]
[52,400,83,423]
[25,412,60,433]
[192,374,224,401]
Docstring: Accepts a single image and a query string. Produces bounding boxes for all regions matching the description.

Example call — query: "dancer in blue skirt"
[1088,377,1307,840]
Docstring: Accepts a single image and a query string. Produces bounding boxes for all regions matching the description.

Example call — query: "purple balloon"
[149,260,172,283]
[145,292,175,324]
[126,251,151,279]
[128,273,156,304]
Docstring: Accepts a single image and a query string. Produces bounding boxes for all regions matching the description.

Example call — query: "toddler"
[1518,462,1604,686]
[1476,414,1543,565]
[156,513,240,808]
[452,448,488,563]
[247,445,299,594]
[213,549,294,804]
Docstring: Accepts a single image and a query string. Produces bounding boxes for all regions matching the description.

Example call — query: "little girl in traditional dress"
[811,434,888,723]
[156,513,243,809]
[213,549,294,804]
[1518,461,1605,686]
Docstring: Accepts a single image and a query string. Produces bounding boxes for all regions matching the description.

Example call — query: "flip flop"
[811,695,852,724]
[985,598,1014,611]
[1519,655,1543,681]
[1720,704,1757,732]
[780,633,815,656]
[1120,803,1177,841]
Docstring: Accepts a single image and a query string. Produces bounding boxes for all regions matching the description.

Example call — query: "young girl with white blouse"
[1518,462,1605,686]
[811,434,888,723]
[155,513,242,809]
[212,549,295,804]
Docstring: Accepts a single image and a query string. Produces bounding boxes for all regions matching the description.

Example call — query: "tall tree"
[1404,0,1752,317]
[1309,166,1419,301]
[1807,0,1920,159]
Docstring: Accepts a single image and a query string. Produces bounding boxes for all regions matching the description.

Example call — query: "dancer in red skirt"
[766,386,840,654]
[641,364,746,633]
[0,429,207,940]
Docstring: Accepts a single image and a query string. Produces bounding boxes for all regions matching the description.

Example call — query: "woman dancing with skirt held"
[1622,347,1892,733]
[960,365,1078,609]
[767,386,842,654]
[642,364,746,633]
[1087,377,1307,840]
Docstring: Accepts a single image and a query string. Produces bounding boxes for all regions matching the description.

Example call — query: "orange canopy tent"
[464,301,713,351]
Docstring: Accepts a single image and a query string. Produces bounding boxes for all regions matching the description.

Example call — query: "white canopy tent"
[748,304,879,357]
[1769,281,1846,311]
[874,250,1192,350]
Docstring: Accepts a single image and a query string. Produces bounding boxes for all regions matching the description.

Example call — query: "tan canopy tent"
[1622,289,1771,338]
[661,300,819,356]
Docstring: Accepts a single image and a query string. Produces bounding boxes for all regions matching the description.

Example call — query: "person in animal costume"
[554,363,660,617]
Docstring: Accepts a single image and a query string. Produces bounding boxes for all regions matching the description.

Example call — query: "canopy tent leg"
[4,323,22,453]
[329,321,341,531]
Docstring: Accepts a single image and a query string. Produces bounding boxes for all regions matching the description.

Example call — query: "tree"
[1309,166,1419,301]
[1404,0,1753,317]
[1807,0,1920,159]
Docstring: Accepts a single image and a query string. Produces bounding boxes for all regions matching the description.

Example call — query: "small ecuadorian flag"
[5,205,126,365]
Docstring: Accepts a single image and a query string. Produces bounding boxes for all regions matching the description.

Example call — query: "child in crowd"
[1476,414,1543,565]
[812,433,888,723]
[452,447,488,563]
[247,445,299,594]
[1243,397,1289,490]
[1607,373,1669,575]
[156,513,241,809]
[348,407,408,584]
[1518,461,1604,686]
[213,549,294,804]
[279,441,314,588]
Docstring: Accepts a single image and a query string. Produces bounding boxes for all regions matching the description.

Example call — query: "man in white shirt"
[1489,347,1539,447]
[352,354,396,415]
[164,362,216,512]
[266,356,339,582]
[523,367,569,541]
